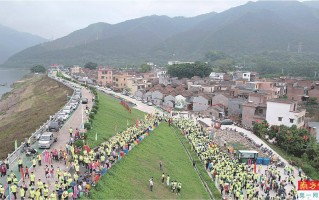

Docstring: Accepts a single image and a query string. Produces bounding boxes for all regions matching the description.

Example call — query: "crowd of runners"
[0,109,161,199]
[173,118,306,200]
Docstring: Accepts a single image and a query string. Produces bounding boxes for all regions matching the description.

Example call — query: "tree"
[138,64,151,73]
[167,61,211,79]
[84,62,98,70]
[30,65,46,73]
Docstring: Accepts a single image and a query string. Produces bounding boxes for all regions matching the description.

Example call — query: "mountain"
[0,25,48,64]
[303,1,319,9]
[5,1,319,67]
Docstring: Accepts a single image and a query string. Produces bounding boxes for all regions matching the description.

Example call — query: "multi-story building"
[97,67,113,86]
[112,73,132,91]
[69,65,82,74]
[266,99,306,128]
[127,77,153,94]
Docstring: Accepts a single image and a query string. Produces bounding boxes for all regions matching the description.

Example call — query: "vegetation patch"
[88,123,209,199]
[0,75,72,159]
[86,92,145,147]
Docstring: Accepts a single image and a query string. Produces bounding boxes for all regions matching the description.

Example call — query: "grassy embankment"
[88,123,210,199]
[0,75,72,159]
[86,91,145,147]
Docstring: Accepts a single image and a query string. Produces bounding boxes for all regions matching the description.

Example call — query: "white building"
[209,72,224,80]
[266,99,306,128]
[156,70,168,78]
[242,72,251,81]
[167,61,194,65]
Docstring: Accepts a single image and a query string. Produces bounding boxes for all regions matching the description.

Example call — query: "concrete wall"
[211,94,229,107]
[193,96,209,112]
[266,102,305,128]
[135,90,144,98]
[228,98,244,116]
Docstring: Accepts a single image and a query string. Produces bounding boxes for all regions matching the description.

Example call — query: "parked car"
[38,132,57,149]
[70,102,78,110]
[147,102,153,106]
[74,95,81,100]
[220,119,233,125]
[63,106,72,114]
[82,98,88,104]
[136,97,142,101]
[143,100,148,103]
[129,94,134,98]
[48,121,60,132]
[58,112,69,121]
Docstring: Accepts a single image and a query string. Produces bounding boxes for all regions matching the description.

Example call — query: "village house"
[97,67,113,86]
[241,92,268,128]
[69,65,82,74]
[112,72,133,92]
[266,99,306,128]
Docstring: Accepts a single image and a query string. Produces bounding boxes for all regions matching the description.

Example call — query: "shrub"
[93,105,99,110]
[84,122,91,130]
[92,108,97,114]
[74,140,84,148]
[89,112,95,119]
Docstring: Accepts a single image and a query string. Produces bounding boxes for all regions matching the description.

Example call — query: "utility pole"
[298,42,303,53]
[287,43,290,52]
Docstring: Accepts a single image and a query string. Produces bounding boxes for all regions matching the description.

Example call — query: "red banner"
[120,100,131,113]
[298,181,319,190]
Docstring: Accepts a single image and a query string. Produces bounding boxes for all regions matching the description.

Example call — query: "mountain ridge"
[0,24,48,64]
[4,1,319,67]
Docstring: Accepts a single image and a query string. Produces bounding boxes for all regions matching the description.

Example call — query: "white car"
[58,112,69,121]
[70,102,78,110]
[136,97,142,101]
[147,102,153,106]
[63,106,72,114]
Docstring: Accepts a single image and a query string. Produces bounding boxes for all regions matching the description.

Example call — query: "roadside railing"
[4,72,77,165]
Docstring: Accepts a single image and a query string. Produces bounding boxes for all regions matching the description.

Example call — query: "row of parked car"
[37,76,87,149]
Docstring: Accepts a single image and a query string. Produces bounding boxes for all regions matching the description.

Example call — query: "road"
[0,77,93,198]
[195,117,300,198]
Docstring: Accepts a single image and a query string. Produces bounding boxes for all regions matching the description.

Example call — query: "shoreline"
[0,74,73,158]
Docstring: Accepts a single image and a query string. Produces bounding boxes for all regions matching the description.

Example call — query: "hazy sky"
[0,0,251,39]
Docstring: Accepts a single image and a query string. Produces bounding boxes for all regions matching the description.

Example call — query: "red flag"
[20,167,25,181]
[135,120,139,127]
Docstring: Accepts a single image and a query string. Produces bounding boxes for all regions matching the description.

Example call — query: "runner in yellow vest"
[50,191,57,200]
[20,186,26,200]
[11,184,17,199]
[29,188,35,200]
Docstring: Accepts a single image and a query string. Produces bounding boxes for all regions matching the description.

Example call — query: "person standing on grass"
[161,173,165,184]
[177,182,182,195]
[159,161,163,171]
[166,175,170,186]
[149,177,154,192]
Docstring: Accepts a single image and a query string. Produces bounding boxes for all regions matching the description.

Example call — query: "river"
[0,68,29,98]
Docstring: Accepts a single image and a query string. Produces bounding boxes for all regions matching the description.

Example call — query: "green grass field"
[87,92,145,147]
[89,123,209,199]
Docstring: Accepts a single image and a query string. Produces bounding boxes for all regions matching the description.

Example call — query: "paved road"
[0,78,93,198]
[196,118,300,197]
